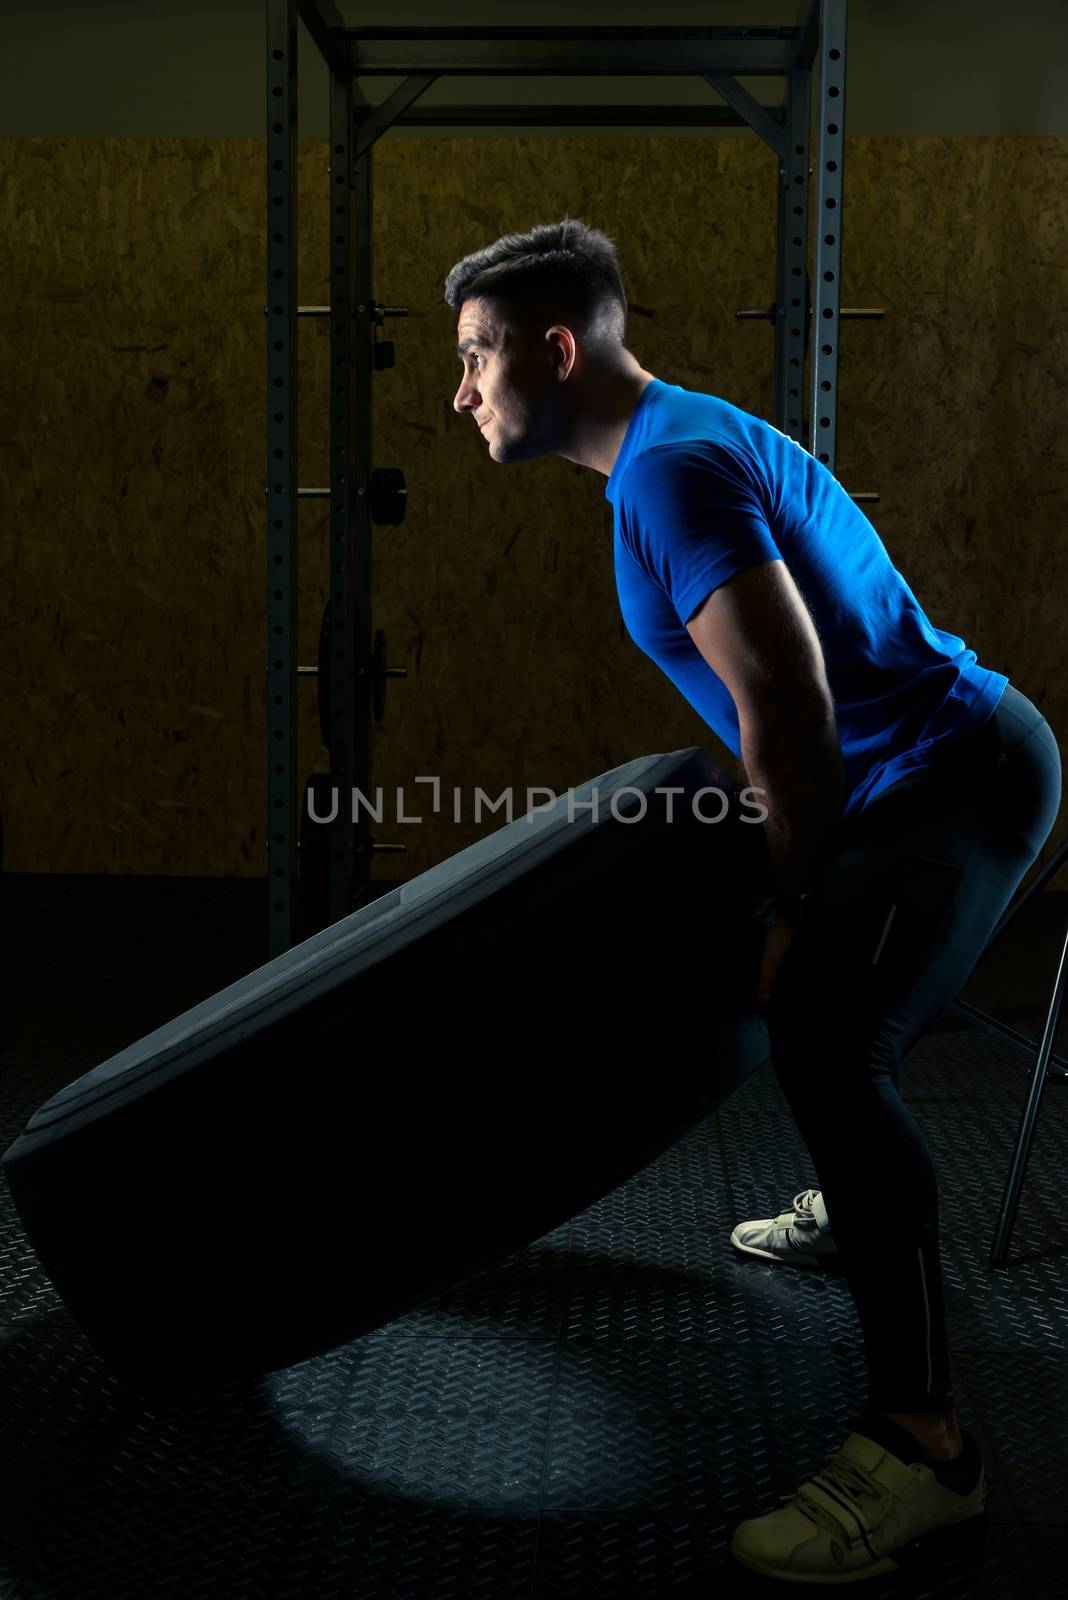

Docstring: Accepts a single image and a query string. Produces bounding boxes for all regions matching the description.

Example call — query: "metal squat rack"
[266,0,871,962]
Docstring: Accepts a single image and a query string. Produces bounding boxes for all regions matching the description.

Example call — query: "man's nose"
[454,378,477,415]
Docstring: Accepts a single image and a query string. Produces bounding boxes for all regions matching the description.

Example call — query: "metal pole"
[809,0,847,471]
[350,119,375,912]
[266,0,300,959]
[991,921,1068,1263]
[327,64,360,926]
[775,60,812,441]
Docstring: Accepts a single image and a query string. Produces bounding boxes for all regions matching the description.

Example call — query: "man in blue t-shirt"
[607,391,1007,818]
[445,219,1060,1583]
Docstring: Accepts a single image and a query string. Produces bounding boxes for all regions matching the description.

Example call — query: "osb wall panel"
[0,135,1064,885]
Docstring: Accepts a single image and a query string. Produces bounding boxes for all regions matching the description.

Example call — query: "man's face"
[452,298,562,464]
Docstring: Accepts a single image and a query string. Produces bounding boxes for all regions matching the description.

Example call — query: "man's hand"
[757,915,798,1011]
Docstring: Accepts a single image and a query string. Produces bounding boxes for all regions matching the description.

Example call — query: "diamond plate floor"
[1,875,1066,1599]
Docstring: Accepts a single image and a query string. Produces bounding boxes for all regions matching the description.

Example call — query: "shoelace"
[791,1188,820,1219]
[789,1454,881,1547]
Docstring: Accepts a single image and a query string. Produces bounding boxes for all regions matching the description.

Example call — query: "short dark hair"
[443,216,629,358]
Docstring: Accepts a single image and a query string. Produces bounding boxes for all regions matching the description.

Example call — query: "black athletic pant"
[764,683,1062,1414]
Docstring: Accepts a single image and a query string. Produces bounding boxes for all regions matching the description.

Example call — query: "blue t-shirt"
[606,379,1008,818]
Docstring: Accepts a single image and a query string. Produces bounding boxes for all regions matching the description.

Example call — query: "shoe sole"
[732,1510,989,1584]
[730,1227,837,1268]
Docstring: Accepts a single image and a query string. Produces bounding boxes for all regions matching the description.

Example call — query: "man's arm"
[685,558,845,904]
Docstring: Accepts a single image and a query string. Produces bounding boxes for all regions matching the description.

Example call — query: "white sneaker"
[730,1427,987,1581]
[731,1187,838,1267]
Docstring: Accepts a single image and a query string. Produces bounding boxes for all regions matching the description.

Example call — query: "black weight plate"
[370,466,406,526]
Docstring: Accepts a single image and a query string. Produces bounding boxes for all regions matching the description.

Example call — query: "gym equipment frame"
[265,0,848,960]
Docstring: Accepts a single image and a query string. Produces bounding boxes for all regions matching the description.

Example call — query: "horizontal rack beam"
[380,103,780,129]
[332,28,799,76]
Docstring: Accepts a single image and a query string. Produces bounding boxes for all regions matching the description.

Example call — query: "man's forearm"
[740,703,846,904]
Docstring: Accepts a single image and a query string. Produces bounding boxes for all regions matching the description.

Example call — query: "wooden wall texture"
[1,134,1064,883]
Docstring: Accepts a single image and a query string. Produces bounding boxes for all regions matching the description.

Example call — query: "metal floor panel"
[1,880,1066,1597]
